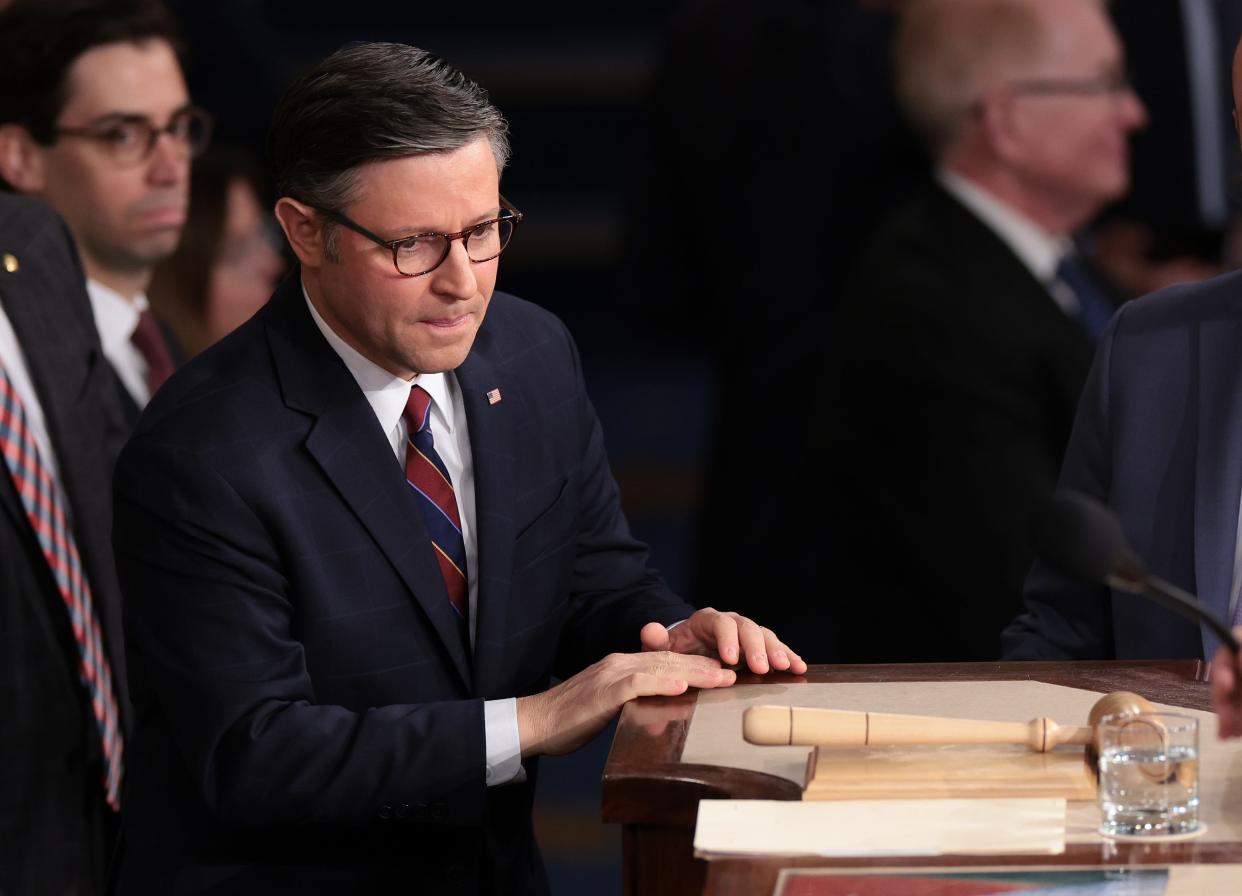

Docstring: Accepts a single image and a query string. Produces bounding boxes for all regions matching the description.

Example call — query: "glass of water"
[1097,711,1199,838]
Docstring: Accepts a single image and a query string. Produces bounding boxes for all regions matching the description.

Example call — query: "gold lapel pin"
[2,254,17,273]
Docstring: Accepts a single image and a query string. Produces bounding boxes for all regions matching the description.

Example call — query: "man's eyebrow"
[388,208,503,236]
[81,103,195,126]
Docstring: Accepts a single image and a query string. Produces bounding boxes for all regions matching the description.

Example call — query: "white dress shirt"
[937,169,1080,317]
[303,286,523,786]
[0,299,61,483]
[86,278,152,406]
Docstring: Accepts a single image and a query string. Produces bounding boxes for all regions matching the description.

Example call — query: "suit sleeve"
[1001,307,1126,659]
[114,436,488,830]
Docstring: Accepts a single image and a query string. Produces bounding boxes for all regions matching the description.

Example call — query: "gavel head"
[1085,690,1156,766]
[1087,690,1155,727]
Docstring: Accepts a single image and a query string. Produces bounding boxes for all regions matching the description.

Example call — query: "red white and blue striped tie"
[403,385,468,623]
[0,363,123,809]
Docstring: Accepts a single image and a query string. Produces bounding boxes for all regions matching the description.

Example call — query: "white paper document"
[693,797,1066,857]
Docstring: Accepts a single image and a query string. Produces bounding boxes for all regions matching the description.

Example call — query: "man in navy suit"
[1003,37,1242,736]
[111,42,805,894]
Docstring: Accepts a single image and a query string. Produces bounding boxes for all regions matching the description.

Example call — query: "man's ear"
[274,197,327,269]
[978,86,1025,166]
[0,125,48,193]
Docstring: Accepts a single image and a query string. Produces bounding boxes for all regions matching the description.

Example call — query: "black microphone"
[1031,490,1240,656]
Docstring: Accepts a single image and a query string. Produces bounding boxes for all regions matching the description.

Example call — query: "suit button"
[395,802,410,820]
[433,803,447,821]
[377,803,393,820]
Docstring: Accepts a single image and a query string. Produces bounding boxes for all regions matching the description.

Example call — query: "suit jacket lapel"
[1194,317,1242,657]
[455,347,517,698]
[265,279,473,691]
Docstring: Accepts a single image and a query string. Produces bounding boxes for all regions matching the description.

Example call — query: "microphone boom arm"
[1106,570,1241,655]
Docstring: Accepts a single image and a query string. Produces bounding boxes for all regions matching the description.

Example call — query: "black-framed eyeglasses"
[1010,69,1133,99]
[53,106,214,167]
[316,198,523,277]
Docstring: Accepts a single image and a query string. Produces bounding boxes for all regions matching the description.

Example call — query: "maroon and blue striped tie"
[403,385,468,623]
[0,363,123,809]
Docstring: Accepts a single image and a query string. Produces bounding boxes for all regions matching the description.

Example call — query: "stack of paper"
[693,798,1066,857]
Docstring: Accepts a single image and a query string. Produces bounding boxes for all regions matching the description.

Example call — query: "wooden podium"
[601,660,1242,896]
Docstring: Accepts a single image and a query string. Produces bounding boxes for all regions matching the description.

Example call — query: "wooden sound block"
[803,745,1097,801]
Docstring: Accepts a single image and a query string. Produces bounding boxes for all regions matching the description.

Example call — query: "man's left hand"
[640,607,808,675]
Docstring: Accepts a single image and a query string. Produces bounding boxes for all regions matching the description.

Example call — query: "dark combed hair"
[0,0,182,142]
[267,41,510,214]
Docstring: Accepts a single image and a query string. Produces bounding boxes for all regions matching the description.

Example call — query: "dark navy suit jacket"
[112,275,692,894]
[1004,268,1242,661]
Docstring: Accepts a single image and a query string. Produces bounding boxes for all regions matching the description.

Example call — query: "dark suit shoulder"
[1110,267,1242,334]
[844,184,1052,326]
[0,193,66,249]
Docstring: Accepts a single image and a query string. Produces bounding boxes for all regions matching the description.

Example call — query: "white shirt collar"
[937,169,1070,284]
[301,281,454,439]
[86,278,149,354]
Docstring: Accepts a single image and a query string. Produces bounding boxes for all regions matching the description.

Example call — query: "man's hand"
[639,607,808,675]
[516,651,734,758]
[1210,628,1242,738]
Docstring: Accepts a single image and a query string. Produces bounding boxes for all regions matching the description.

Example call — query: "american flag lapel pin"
[486,388,502,405]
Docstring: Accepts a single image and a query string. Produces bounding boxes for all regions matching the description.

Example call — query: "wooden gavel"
[742,690,1155,753]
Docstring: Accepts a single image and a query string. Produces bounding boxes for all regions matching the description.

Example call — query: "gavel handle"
[743,705,1094,753]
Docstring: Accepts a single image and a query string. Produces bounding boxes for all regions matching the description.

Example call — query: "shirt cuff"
[484,698,525,786]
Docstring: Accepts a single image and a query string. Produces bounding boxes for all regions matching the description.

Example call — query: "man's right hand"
[516,651,735,757]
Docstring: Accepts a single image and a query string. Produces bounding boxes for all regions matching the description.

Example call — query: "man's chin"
[402,343,476,376]
[126,234,184,267]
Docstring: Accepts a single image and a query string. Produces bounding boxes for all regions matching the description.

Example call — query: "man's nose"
[430,239,479,298]
[145,130,189,185]
[1120,87,1148,131]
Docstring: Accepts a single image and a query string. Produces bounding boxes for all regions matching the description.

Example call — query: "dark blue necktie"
[1055,254,1114,344]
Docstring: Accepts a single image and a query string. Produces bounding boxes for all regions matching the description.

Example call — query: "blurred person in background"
[148,146,285,356]
[0,0,206,422]
[1004,36,1242,674]
[810,0,1146,664]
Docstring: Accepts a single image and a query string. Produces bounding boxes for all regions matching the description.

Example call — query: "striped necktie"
[0,363,123,809]
[402,385,468,624]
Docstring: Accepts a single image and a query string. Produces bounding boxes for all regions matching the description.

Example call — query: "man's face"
[35,39,191,283]
[1004,1,1146,215]
[310,136,501,378]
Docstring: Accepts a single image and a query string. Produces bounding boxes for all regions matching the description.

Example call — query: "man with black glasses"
[0,0,209,419]
[111,41,804,894]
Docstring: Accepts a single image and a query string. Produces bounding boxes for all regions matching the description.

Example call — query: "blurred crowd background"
[7,0,1242,891]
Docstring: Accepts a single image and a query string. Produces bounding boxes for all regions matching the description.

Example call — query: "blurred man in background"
[0,0,208,421]
[815,0,1146,663]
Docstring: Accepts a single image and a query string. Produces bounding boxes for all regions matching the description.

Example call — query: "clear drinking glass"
[1097,711,1199,837]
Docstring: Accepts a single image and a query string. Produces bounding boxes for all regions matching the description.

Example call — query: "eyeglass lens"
[99,109,212,164]
[393,217,515,276]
